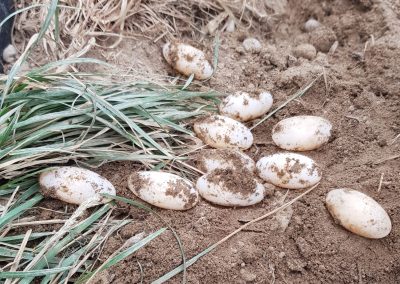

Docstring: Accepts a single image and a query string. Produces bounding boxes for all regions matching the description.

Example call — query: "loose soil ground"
[13,0,400,283]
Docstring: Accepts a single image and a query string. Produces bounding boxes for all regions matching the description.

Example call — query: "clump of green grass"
[0,68,218,179]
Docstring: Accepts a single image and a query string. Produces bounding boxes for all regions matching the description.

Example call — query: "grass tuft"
[0,63,218,179]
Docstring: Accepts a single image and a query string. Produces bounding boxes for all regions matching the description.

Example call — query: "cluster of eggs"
[38,42,392,240]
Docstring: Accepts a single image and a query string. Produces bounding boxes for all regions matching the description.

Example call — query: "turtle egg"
[39,167,116,206]
[326,189,391,239]
[193,115,253,149]
[256,153,321,189]
[128,171,198,210]
[196,169,265,207]
[219,91,273,122]
[196,149,255,173]
[162,42,213,80]
[272,115,332,151]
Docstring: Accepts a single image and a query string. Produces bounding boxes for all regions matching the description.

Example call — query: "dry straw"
[14,0,279,62]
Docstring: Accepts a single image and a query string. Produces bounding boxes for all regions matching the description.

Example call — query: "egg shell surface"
[196,169,265,207]
[39,166,116,206]
[128,171,198,210]
[272,115,332,151]
[163,42,213,80]
[196,149,256,173]
[193,115,253,149]
[256,153,321,189]
[326,188,392,239]
[219,91,273,122]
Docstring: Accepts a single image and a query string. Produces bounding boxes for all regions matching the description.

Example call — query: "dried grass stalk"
[14,0,281,61]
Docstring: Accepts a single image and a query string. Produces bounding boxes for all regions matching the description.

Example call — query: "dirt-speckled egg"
[196,149,255,173]
[256,153,321,189]
[39,167,116,206]
[272,116,332,151]
[326,189,391,239]
[163,42,213,80]
[219,91,273,122]
[193,115,253,149]
[196,169,265,207]
[128,171,198,210]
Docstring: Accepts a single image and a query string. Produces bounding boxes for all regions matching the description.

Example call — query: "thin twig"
[374,154,400,165]
[377,173,384,193]
[10,219,67,227]
[8,230,32,284]
[1,186,19,218]
[389,133,400,145]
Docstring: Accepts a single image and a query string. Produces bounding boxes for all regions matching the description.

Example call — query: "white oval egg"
[193,115,253,149]
[39,167,116,206]
[196,169,265,207]
[326,189,392,239]
[219,91,273,122]
[196,149,255,173]
[128,171,198,210]
[162,42,213,80]
[304,18,321,32]
[272,116,332,151]
[256,153,321,189]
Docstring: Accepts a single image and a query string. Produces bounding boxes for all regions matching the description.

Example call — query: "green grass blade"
[78,228,167,284]
[0,194,43,230]
[152,243,217,284]
[0,247,34,260]
[101,228,167,271]
[0,232,53,243]
[0,267,72,279]
[102,194,188,283]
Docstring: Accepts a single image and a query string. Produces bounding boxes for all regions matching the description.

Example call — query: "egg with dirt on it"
[326,188,392,239]
[39,166,116,207]
[195,149,256,173]
[256,153,321,189]
[219,91,273,122]
[128,171,198,210]
[193,115,253,149]
[196,169,265,207]
[272,115,332,151]
[162,42,213,80]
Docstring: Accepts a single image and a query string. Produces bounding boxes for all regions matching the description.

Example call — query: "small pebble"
[293,44,317,60]
[240,269,257,282]
[243,38,262,53]
[378,139,387,147]
[304,18,321,32]
[309,26,337,52]
[264,183,276,197]
[279,252,286,258]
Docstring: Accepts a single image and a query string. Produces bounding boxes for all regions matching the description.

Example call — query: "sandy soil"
[13,0,400,283]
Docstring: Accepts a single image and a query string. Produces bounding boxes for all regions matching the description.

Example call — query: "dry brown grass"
[14,0,282,61]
